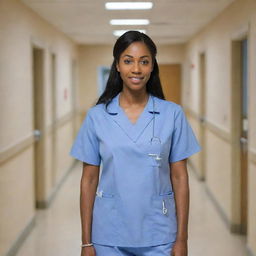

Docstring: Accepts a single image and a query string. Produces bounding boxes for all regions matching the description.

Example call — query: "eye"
[124,59,132,64]
[141,59,149,65]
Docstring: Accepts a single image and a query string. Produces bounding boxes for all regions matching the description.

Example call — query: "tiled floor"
[16,163,247,256]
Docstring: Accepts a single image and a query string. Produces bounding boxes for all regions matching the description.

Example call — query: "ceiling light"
[110,19,150,25]
[113,30,146,37]
[105,2,153,10]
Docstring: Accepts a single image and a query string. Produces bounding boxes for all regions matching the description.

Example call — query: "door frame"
[230,27,249,233]
[198,52,206,181]
[31,40,46,208]
[50,52,57,187]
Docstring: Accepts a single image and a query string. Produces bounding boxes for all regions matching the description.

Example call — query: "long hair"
[96,31,165,105]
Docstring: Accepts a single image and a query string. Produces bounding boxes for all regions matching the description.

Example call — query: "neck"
[120,88,149,107]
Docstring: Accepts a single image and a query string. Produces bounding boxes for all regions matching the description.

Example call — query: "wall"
[0,0,78,255]
[78,45,113,114]
[184,0,256,254]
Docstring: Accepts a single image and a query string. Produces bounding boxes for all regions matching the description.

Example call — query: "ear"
[151,63,154,72]
[116,62,120,72]
[151,59,156,72]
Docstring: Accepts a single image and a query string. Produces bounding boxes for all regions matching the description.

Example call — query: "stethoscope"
[148,96,162,161]
[149,97,168,216]
[149,97,167,215]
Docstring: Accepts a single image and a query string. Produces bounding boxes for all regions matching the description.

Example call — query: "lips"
[129,77,143,83]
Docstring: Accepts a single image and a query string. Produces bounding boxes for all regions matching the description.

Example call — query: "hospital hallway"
[1,0,256,256]
[13,163,246,256]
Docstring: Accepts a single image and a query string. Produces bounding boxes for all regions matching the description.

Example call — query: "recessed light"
[113,30,146,37]
[110,19,150,25]
[105,2,153,10]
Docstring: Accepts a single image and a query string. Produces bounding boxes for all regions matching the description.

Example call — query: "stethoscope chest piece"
[148,138,162,164]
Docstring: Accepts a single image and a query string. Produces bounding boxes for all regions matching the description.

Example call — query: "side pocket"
[148,192,177,242]
[151,192,177,230]
[92,193,119,243]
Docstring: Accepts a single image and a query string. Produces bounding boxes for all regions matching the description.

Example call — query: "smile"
[129,77,144,83]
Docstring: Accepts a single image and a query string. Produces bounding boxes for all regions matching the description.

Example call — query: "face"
[116,42,153,92]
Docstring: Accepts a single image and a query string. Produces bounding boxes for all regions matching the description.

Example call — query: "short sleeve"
[169,106,201,163]
[69,110,101,166]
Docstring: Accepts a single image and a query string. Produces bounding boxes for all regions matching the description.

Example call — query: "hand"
[171,240,187,256]
[81,246,96,256]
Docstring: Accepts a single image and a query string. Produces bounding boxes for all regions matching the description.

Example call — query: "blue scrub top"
[70,93,201,247]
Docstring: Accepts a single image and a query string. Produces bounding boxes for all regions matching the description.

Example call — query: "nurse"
[70,31,201,256]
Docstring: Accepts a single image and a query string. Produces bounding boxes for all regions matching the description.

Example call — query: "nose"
[132,61,141,74]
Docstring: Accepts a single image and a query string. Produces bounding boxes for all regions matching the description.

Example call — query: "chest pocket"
[148,143,162,167]
[139,141,169,167]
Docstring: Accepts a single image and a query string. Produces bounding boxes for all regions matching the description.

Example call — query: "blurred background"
[0,0,256,255]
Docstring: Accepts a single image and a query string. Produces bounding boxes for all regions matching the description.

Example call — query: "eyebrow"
[123,54,150,58]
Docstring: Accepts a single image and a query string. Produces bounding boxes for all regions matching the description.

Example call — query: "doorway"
[231,38,248,234]
[32,47,45,208]
[198,53,206,181]
[159,64,181,104]
[240,39,248,234]
[71,60,78,137]
[51,53,57,187]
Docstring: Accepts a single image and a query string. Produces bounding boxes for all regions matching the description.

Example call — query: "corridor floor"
[16,163,247,256]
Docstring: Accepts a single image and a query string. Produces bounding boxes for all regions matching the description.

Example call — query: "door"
[71,60,78,137]
[159,64,181,104]
[240,38,248,234]
[231,37,248,234]
[32,47,45,208]
[51,53,57,187]
[199,53,206,181]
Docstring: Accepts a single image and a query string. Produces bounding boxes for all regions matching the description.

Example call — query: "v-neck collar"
[118,93,151,126]
[106,93,157,143]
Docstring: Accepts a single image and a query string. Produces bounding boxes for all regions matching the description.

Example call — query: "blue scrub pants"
[94,242,174,256]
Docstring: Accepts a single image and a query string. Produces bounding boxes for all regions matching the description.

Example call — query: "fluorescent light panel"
[105,2,153,10]
[113,30,146,37]
[110,19,149,25]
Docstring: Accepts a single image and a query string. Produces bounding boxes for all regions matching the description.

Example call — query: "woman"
[70,31,200,256]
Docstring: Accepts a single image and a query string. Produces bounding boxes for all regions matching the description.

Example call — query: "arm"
[170,159,189,256]
[80,162,100,255]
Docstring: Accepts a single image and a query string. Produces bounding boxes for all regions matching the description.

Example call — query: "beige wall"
[0,0,78,255]
[78,45,113,112]
[157,44,185,64]
[184,0,256,254]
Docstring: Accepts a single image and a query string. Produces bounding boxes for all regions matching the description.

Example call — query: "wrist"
[81,243,93,248]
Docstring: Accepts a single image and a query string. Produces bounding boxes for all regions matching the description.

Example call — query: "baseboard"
[5,216,36,256]
[204,184,232,228]
[4,161,78,256]
[36,160,77,209]
[188,159,245,234]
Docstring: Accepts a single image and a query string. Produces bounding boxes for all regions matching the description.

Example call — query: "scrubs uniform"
[70,93,200,253]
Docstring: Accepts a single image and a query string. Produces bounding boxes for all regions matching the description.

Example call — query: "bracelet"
[81,243,93,248]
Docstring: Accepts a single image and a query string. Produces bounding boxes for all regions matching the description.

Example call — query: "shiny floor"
[16,163,247,256]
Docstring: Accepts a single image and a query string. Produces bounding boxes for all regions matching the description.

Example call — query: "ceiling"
[21,0,235,45]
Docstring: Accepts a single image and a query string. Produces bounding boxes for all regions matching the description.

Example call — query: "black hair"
[96,30,165,105]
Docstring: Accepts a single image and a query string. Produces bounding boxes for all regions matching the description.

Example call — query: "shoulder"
[86,103,105,117]
[154,97,183,115]
[80,104,105,126]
